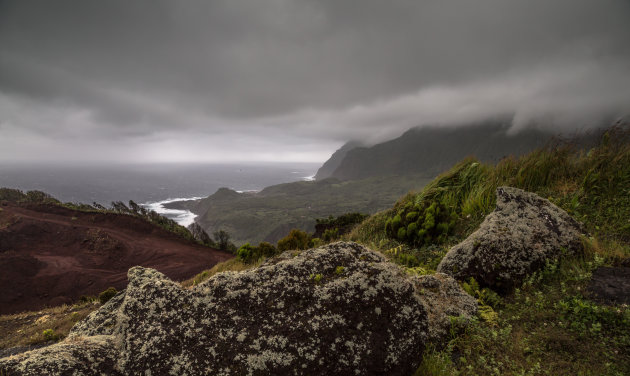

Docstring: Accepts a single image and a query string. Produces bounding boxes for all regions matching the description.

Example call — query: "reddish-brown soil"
[0,202,233,314]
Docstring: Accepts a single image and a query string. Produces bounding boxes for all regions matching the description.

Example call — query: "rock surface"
[1,242,475,375]
[415,273,478,343]
[587,263,630,305]
[437,186,583,292]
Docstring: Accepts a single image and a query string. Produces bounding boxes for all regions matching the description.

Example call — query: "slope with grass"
[349,124,630,375]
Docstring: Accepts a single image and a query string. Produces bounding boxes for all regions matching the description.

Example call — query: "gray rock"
[414,273,478,343]
[437,186,583,292]
[0,242,475,375]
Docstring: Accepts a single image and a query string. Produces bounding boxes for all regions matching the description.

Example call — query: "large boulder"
[437,186,583,292]
[1,242,475,375]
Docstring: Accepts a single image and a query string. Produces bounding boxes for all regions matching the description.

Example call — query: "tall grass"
[353,125,630,250]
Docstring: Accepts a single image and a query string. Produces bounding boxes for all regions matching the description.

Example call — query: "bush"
[257,242,277,258]
[42,328,59,341]
[322,228,339,242]
[236,243,257,263]
[277,229,311,251]
[98,287,118,304]
[237,242,279,263]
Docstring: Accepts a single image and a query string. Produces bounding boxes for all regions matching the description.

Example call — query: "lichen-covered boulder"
[437,186,584,292]
[1,242,475,375]
[414,273,478,343]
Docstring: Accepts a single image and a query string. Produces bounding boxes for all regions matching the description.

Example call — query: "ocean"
[0,162,320,226]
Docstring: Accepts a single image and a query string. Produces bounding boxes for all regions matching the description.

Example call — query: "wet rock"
[587,265,630,305]
[437,186,583,292]
[1,242,475,375]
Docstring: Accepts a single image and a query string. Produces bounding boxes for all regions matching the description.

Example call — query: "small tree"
[128,200,141,214]
[213,230,229,248]
[213,230,237,253]
[189,223,215,246]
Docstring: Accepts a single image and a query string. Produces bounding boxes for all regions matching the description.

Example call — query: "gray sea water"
[0,162,319,226]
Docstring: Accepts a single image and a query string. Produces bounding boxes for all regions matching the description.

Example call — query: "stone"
[0,242,476,375]
[587,265,630,305]
[414,273,478,343]
[437,186,583,292]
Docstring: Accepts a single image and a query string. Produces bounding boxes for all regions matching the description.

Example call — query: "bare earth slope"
[0,202,233,314]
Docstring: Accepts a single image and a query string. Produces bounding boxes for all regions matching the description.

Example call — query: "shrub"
[257,242,277,258]
[397,227,407,240]
[237,242,279,263]
[322,228,339,242]
[42,329,59,341]
[277,229,311,251]
[236,243,256,263]
[98,287,118,304]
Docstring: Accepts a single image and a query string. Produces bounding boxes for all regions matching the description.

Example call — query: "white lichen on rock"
[1,241,475,375]
[437,186,584,292]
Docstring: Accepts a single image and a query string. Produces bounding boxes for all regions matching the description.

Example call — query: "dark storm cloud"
[0,0,629,162]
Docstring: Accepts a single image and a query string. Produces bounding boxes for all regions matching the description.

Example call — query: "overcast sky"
[1,0,629,164]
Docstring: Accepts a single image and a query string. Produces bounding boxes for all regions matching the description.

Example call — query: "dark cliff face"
[328,121,553,181]
[314,141,363,180]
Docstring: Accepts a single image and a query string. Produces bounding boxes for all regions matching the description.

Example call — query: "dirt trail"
[0,202,233,314]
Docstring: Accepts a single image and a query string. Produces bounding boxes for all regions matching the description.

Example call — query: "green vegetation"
[349,126,630,375]
[98,287,118,305]
[212,229,237,253]
[314,212,369,242]
[277,229,312,252]
[310,273,323,284]
[416,241,630,375]
[353,126,630,256]
[42,329,59,342]
[193,174,431,245]
[237,241,278,263]
[0,188,60,204]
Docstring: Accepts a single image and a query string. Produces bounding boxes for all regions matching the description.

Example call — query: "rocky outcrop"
[1,242,476,375]
[437,187,584,292]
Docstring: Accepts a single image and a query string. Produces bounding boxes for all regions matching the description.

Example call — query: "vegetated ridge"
[0,194,232,315]
[325,120,582,181]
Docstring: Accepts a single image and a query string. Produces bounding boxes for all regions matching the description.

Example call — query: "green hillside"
[349,125,630,375]
[193,174,432,245]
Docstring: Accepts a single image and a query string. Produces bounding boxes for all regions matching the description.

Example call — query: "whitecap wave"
[141,197,204,227]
